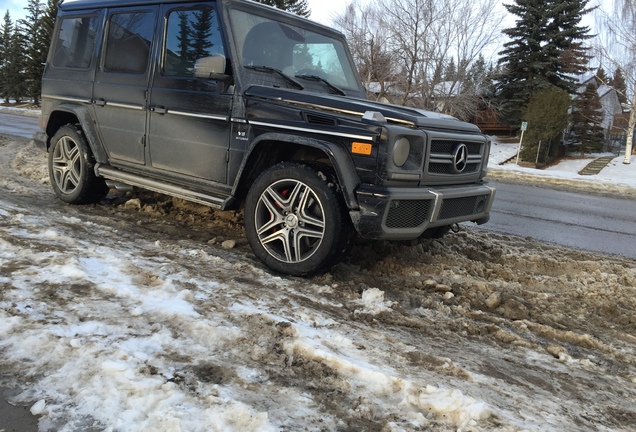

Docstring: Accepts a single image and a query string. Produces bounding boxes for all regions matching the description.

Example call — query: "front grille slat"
[427,140,483,176]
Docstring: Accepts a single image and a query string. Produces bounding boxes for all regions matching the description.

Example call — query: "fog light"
[393,137,410,167]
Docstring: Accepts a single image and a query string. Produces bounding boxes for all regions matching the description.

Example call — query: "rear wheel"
[48,125,108,204]
[244,162,353,276]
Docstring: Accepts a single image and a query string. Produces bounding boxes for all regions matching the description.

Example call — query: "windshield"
[229,8,363,94]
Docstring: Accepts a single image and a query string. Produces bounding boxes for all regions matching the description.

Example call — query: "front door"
[146,3,232,183]
[92,7,158,165]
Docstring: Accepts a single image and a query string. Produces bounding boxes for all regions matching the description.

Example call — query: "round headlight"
[393,137,410,167]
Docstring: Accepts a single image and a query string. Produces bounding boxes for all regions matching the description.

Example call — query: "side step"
[96,165,229,209]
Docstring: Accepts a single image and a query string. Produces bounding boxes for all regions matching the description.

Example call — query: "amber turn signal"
[351,142,372,155]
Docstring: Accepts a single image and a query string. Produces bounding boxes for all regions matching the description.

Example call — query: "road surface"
[0,112,39,139]
[483,180,636,259]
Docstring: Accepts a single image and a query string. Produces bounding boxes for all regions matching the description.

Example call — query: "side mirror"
[194,55,231,81]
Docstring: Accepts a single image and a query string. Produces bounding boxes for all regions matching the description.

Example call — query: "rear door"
[92,7,158,165]
[146,2,232,183]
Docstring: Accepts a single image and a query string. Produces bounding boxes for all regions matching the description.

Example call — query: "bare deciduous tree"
[595,0,636,163]
[334,2,396,102]
[334,0,504,121]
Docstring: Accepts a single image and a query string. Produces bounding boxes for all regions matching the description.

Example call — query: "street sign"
[521,122,528,131]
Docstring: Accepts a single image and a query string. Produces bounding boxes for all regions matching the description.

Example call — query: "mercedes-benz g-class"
[35,0,495,275]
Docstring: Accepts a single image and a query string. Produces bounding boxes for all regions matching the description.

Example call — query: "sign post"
[515,122,527,165]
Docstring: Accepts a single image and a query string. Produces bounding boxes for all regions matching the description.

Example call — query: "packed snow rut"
[1,135,635,431]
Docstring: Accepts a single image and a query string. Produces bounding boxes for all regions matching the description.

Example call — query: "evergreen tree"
[443,57,456,81]
[609,67,628,105]
[497,0,594,126]
[595,66,608,86]
[520,86,571,164]
[544,1,594,87]
[253,0,310,18]
[40,0,59,53]
[0,11,27,103]
[20,0,47,103]
[571,82,605,156]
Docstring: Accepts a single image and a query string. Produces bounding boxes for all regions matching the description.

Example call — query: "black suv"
[35,0,495,275]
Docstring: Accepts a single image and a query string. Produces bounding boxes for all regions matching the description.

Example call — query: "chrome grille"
[428,140,483,176]
[428,162,480,175]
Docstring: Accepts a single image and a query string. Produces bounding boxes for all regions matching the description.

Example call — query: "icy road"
[1,134,635,431]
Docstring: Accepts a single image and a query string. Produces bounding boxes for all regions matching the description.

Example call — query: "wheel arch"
[232,133,361,210]
[45,105,108,164]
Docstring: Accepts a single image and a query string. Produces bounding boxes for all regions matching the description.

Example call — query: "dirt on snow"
[1,134,635,431]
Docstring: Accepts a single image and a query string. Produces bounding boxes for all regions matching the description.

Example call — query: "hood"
[244,86,482,134]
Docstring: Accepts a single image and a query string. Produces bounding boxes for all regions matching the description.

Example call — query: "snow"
[1,124,636,431]
[487,139,636,196]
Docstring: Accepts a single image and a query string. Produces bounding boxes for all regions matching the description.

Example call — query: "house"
[575,72,623,143]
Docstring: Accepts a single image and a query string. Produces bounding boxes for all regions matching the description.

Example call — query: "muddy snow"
[1,134,635,432]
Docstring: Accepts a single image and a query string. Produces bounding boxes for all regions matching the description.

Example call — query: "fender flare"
[234,132,362,209]
[48,103,109,164]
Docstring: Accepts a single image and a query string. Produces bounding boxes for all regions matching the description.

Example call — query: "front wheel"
[244,162,353,276]
[48,125,108,204]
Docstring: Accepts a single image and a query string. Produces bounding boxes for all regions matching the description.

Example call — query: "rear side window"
[163,6,225,77]
[52,16,99,69]
[104,12,155,74]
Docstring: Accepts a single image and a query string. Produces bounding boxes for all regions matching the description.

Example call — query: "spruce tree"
[0,11,26,103]
[497,0,593,126]
[252,0,310,18]
[609,67,627,105]
[571,82,605,156]
[20,0,46,103]
[595,67,608,86]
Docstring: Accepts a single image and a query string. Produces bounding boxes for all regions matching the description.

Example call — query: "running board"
[96,165,228,209]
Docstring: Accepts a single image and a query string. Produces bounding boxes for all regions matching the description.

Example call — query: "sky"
[306,0,367,25]
[0,0,359,24]
[2,0,608,29]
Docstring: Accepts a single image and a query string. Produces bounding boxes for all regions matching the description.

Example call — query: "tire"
[48,125,108,204]
[244,161,353,276]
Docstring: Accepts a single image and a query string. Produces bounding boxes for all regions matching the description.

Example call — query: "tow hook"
[450,223,460,233]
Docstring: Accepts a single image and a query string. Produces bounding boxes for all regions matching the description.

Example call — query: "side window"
[163,6,225,77]
[104,12,155,74]
[52,16,99,69]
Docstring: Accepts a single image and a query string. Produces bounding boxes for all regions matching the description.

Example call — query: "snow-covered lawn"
[487,140,636,195]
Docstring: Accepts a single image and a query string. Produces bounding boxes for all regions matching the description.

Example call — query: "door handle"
[94,98,106,107]
[153,106,167,114]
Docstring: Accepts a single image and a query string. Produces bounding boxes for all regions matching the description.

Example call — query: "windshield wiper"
[244,65,304,90]
[295,74,345,96]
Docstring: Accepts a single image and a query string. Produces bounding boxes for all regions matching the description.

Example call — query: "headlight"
[392,137,410,167]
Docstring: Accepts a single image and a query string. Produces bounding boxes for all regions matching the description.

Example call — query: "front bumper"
[33,131,48,150]
[351,183,496,240]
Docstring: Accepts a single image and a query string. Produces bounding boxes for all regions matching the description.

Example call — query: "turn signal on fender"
[351,142,372,155]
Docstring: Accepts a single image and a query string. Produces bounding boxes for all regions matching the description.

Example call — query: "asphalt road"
[0,112,40,139]
[483,180,636,259]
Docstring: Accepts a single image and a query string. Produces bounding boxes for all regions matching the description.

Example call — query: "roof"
[61,0,212,9]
